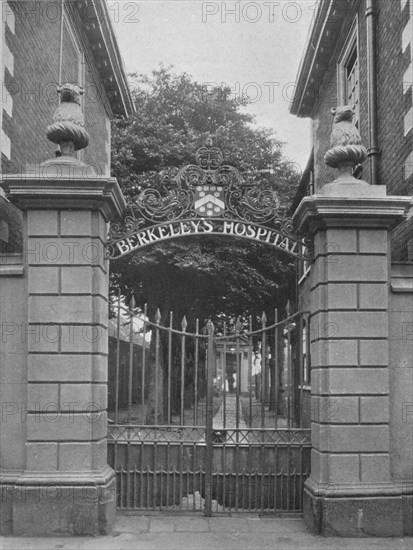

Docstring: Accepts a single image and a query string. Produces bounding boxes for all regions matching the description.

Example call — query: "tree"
[110,67,300,418]
[110,66,300,329]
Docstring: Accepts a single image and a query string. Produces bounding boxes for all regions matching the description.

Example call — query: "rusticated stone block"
[59,440,107,471]
[312,367,389,395]
[27,325,60,352]
[312,311,388,339]
[60,210,92,236]
[325,228,358,253]
[312,449,360,483]
[311,339,358,367]
[27,210,58,236]
[92,266,108,296]
[360,454,390,482]
[27,237,106,266]
[359,339,389,366]
[59,443,92,471]
[27,411,106,441]
[26,442,58,470]
[327,255,388,282]
[360,396,389,423]
[358,229,388,254]
[359,283,388,310]
[28,266,59,294]
[60,325,108,354]
[27,383,59,410]
[60,384,93,410]
[317,425,389,453]
[61,266,92,294]
[28,354,107,383]
[312,396,359,423]
[28,295,107,325]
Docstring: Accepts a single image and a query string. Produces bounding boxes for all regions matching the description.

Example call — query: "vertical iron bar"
[126,442,131,507]
[166,442,170,510]
[261,312,267,431]
[128,295,135,412]
[141,305,147,425]
[287,322,292,429]
[168,311,173,425]
[248,316,253,427]
[194,319,199,425]
[155,309,161,426]
[299,314,304,428]
[287,445,291,510]
[154,441,158,510]
[180,316,187,426]
[223,322,227,429]
[307,314,311,385]
[204,320,215,517]
[115,289,121,424]
[274,309,278,429]
[140,443,144,508]
[235,319,241,440]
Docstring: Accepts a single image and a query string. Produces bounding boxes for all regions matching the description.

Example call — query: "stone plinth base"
[303,480,413,537]
[0,467,115,536]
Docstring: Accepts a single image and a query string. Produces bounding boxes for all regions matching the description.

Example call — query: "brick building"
[0,0,133,176]
[0,0,133,253]
[291,0,413,261]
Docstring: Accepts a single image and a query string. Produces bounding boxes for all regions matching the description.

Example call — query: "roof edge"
[75,0,135,117]
[290,0,356,118]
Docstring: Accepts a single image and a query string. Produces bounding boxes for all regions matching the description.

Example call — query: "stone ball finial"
[46,83,89,157]
[324,105,367,171]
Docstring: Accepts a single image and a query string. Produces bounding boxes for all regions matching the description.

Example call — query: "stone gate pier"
[294,179,413,537]
[0,87,126,535]
[0,162,125,535]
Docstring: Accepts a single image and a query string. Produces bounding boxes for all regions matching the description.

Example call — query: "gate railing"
[107,297,311,514]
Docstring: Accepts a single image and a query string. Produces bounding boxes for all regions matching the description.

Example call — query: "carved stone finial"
[46,83,89,157]
[324,106,368,181]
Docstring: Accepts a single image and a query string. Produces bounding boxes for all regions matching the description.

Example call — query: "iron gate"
[107,297,311,515]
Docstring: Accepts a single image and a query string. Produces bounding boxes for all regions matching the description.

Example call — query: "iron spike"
[181,315,187,331]
[206,319,214,335]
[261,311,267,325]
[155,308,161,324]
[129,294,136,310]
[286,300,291,316]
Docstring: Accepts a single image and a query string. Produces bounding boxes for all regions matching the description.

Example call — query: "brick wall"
[312,0,413,260]
[1,1,110,175]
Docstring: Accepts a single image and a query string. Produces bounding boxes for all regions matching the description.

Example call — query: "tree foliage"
[110,66,300,330]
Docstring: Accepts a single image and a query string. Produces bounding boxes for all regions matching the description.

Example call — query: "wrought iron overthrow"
[106,139,309,260]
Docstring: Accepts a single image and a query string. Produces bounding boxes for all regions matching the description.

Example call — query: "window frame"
[62,10,85,161]
[337,18,360,126]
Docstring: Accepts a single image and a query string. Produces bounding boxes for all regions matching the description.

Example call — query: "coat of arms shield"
[194,185,225,217]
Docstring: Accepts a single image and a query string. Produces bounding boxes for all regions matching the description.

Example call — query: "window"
[302,320,309,384]
[338,20,359,127]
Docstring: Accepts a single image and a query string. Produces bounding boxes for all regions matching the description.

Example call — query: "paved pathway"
[1,514,411,549]
[213,394,247,430]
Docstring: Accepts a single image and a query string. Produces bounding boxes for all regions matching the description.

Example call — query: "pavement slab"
[0,513,412,550]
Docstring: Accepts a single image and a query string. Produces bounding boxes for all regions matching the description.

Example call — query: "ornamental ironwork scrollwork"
[107,138,304,255]
[136,187,194,222]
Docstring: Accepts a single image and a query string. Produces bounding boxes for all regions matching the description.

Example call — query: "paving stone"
[208,517,250,532]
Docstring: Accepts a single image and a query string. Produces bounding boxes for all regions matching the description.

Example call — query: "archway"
[105,139,311,515]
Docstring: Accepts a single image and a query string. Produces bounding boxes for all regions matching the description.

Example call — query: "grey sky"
[109,0,315,172]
